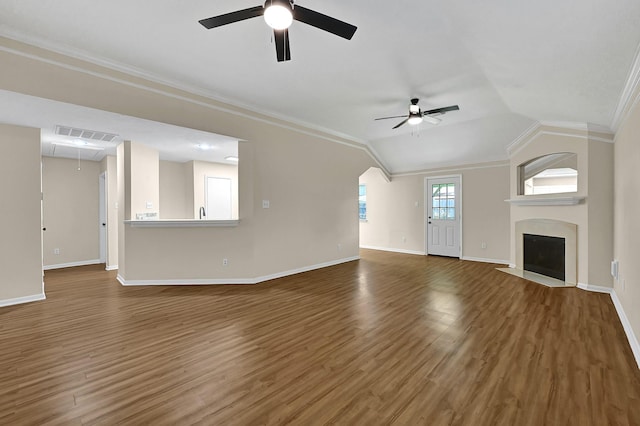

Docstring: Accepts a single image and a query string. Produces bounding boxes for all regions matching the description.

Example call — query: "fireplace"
[513,219,577,286]
[523,234,565,281]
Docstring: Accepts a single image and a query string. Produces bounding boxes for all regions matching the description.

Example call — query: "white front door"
[426,176,461,258]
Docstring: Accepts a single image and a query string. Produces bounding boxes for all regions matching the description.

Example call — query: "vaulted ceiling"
[1,0,639,173]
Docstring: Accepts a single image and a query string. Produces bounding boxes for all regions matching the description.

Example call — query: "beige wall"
[0,124,43,302]
[359,163,511,263]
[159,160,191,219]
[613,88,640,349]
[126,141,159,219]
[192,160,239,220]
[122,125,374,281]
[509,127,614,287]
[42,156,101,267]
[0,37,376,282]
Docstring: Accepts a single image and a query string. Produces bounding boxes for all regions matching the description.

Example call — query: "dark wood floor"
[1,249,639,425]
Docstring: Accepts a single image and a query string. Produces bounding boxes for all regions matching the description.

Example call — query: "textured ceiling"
[0,0,639,173]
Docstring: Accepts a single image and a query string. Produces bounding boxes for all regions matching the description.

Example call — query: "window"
[359,184,367,220]
[432,183,455,220]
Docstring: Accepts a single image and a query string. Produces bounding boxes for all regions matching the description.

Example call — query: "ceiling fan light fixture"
[264,1,293,30]
[407,113,423,126]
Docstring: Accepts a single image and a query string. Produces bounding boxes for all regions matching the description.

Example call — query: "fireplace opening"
[523,234,565,281]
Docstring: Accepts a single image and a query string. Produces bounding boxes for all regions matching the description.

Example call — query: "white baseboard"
[610,290,640,370]
[105,264,118,271]
[44,259,102,270]
[577,282,613,294]
[0,292,46,308]
[118,256,360,286]
[577,283,640,369]
[461,256,509,265]
[359,245,425,256]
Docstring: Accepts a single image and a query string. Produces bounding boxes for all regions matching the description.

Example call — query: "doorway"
[99,172,107,264]
[426,175,461,258]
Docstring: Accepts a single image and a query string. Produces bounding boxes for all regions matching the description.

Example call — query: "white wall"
[42,156,101,267]
[359,163,511,263]
[0,123,43,304]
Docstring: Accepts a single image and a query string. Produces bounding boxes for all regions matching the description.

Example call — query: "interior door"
[427,176,461,258]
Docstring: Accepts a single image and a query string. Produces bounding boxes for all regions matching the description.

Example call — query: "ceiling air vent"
[55,125,118,142]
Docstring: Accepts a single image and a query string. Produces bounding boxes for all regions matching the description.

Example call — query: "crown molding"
[611,41,640,133]
[391,159,509,178]
[507,120,615,158]
[0,32,390,176]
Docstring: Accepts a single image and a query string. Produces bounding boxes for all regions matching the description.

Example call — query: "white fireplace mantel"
[505,196,585,206]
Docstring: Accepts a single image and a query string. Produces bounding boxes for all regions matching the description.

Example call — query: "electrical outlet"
[402,236,406,243]
[481,242,487,249]
[54,248,60,255]
[337,243,342,251]
[262,200,270,209]
[222,258,228,266]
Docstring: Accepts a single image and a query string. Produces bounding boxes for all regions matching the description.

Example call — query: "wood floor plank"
[1,249,639,425]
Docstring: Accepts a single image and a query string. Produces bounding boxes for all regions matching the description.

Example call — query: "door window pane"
[432,183,455,220]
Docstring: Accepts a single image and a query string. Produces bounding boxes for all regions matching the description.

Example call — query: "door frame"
[424,174,463,258]
[99,172,107,264]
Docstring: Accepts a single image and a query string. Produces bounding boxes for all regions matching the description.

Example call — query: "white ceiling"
[1,0,639,173]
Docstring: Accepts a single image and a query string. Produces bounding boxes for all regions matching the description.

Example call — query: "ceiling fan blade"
[199,6,264,29]
[423,105,460,115]
[293,5,357,40]
[422,115,441,125]
[393,118,409,129]
[274,29,291,62]
[375,115,409,121]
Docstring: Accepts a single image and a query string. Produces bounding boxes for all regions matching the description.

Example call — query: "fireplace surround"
[514,219,577,286]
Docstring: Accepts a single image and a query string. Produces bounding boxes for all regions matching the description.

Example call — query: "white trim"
[507,124,614,157]
[124,219,239,228]
[43,259,102,270]
[105,264,118,271]
[117,256,360,286]
[576,282,613,294]
[425,175,463,258]
[359,245,425,256]
[0,37,390,177]
[505,196,585,206]
[392,160,509,178]
[461,256,509,265]
[610,290,640,369]
[506,122,542,155]
[611,41,640,132]
[0,292,46,308]
[576,285,640,369]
